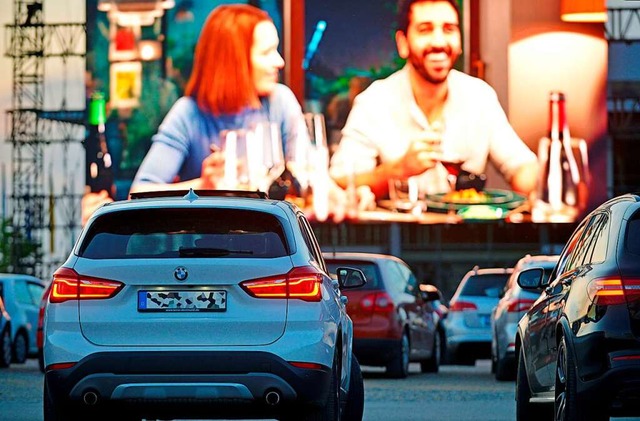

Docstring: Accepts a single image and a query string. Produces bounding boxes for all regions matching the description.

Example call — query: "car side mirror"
[517,267,545,290]
[336,267,367,289]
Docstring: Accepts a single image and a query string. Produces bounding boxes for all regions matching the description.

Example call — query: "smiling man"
[329,0,538,199]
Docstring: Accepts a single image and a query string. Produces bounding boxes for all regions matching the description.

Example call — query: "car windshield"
[326,260,380,290]
[460,273,511,297]
[78,208,289,259]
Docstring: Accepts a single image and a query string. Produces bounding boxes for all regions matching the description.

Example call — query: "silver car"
[444,267,513,365]
[43,189,365,421]
[0,274,47,363]
[490,254,559,381]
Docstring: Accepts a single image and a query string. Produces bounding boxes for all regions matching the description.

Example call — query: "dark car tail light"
[240,266,323,302]
[359,292,394,313]
[49,267,124,303]
[506,298,537,313]
[449,300,478,312]
[587,277,640,306]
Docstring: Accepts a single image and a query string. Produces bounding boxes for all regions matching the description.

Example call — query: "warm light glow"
[139,40,162,61]
[561,0,606,23]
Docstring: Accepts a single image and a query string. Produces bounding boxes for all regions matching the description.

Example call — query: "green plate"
[425,189,526,212]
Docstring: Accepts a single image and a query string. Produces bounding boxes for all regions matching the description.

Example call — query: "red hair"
[185,4,271,116]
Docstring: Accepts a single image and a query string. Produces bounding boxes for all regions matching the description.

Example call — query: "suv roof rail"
[130,189,269,200]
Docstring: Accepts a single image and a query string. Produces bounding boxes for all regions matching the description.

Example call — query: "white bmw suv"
[43,190,365,421]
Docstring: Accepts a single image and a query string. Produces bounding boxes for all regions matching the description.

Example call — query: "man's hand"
[394,130,443,178]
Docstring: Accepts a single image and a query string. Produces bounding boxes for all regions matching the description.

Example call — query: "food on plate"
[442,188,489,203]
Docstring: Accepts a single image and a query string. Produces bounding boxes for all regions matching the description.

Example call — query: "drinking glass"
[434,122,467,192]
[218,123,285,192]
[251,122,285,192]
[219,128,251,190]
[388,176,425,215]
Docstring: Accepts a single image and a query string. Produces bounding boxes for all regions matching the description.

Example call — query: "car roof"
[89,189,297,219]
[322,251,403,263]
[0,273,44,283]
[464,267,513,277]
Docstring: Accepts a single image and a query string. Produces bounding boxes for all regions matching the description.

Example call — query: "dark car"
[515,194,640,421]
[324,252,442,378]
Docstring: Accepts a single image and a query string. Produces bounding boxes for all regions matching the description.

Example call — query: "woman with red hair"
[130,4,303,192]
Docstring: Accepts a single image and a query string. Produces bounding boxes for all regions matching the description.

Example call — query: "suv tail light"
[588,277,640,306]
[449,300,478,312]
[359,292,394,313]
[240,266,323,302]
[50,267,124,303]
[506,298,536,313]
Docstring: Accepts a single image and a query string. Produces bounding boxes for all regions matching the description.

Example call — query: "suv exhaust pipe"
[82,391,99,406]
[265,390,281,406]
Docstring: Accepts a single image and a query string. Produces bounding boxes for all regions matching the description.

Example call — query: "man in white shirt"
[329,0,538,199]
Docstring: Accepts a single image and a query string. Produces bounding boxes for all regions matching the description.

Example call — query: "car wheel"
[516,347,550,421]
[38,349,45,373]
[0,327,11,368]
[12,331,28,364]
[438,328,448,365]
[420,330,440,373]
[293,351,341,421]
[43,377,77,421]
[387,331,410,378]
[495,346,515,381]
[342,353,364,421]
[554,336,606,421]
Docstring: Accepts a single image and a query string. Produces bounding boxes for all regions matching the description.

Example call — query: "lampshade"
[561,0,607,22]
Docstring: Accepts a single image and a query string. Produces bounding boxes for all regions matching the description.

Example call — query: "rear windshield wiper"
[178,247,254,257]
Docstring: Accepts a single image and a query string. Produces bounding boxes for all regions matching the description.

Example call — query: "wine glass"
[219,128,250,190]
[250,122,285,192]
[434,122,467,193]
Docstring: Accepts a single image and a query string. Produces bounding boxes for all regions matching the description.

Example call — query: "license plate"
[138,290,227,312]
[478,314,490,327]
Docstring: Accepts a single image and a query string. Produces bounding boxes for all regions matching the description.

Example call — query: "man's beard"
[407,47,456,85]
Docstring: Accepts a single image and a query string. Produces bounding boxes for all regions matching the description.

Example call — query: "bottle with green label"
[86,91,115,199]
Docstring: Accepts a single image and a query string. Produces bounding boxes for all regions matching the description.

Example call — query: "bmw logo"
[174,266,188,282]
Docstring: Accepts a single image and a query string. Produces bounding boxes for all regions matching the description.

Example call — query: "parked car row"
[0,273,47,368]
[29,190,640,420]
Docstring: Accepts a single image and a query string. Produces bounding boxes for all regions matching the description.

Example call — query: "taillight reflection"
[506,298,536,313]
[587,277,640,306]
[449,300,478,312]
[49,267,124,303]
[240,266,323,302]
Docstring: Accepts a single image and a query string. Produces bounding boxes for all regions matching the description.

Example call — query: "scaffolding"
[4,0,86,277]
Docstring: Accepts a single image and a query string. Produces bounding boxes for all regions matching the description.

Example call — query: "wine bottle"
[534,91,582,222]
[85,91,115,199]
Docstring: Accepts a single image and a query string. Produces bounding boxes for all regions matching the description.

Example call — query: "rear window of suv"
[460,273,511,297]
[79,208,289,259]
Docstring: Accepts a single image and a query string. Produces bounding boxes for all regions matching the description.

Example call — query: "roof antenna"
[183,188,199,203]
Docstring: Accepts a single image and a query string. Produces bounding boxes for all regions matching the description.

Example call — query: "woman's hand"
[81,190,113,226]
[200,148,225,189]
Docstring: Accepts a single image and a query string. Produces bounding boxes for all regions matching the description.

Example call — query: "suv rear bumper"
[45,350,331,418]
